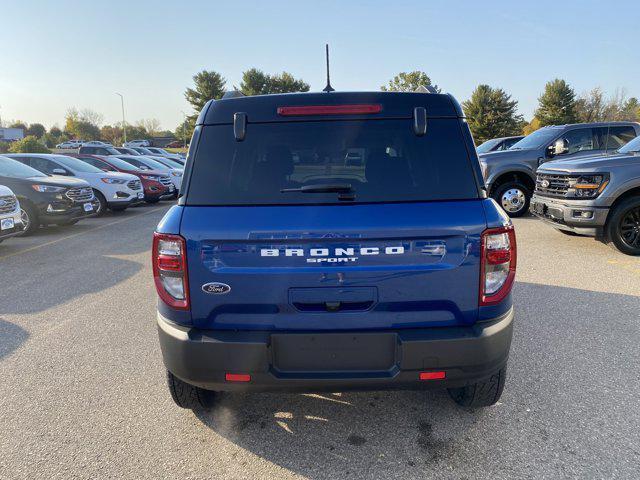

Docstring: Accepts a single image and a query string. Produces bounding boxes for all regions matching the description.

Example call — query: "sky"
[1,0,638,131]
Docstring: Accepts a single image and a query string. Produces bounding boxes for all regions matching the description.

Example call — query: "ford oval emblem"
[202,282,231,295]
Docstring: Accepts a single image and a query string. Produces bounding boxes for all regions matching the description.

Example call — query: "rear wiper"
[281,183,355,200]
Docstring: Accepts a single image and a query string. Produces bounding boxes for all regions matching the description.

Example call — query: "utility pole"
[115,93,127,144]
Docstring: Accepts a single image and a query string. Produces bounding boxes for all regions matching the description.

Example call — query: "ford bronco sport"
[153,91,516,410]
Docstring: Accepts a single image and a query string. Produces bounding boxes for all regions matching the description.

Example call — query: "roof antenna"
[322,44,335,93]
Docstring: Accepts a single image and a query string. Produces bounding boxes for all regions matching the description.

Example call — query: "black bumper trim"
[157,308,514,392]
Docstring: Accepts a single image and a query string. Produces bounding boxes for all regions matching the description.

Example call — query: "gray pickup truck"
[479,122,640,217]
[531,135,640,255]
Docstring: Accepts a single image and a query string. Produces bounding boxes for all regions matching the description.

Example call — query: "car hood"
[479,149,535,163]
[540,152,640,173]
[28,175,91,188]
[82,171,138,182]
[136,169,169,177]
[0,185,15,196]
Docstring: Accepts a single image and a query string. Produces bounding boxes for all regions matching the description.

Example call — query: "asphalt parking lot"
[1,205,639,479]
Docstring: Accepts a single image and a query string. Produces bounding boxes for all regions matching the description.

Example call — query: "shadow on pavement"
[0,318,29,360]
[0,205,168,315]
[189,281,640,479]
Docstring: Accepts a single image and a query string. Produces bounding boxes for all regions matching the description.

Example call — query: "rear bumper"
[157,307,514,392]
[530,194,609,236]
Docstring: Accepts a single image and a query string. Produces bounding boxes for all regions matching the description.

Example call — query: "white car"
[56,140,84,149]
[83,141,112,147]
[123,139,150,148]
[0,185,24,243]
[115,155,183,191]
[6,154,144,215]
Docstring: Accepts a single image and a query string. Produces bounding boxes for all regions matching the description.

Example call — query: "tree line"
[3,68,638,154]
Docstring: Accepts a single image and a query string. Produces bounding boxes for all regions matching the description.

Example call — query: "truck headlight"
[568,174,609,198]
[101,178,126,184]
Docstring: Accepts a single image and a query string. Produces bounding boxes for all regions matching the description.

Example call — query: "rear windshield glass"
[186,119,478,205]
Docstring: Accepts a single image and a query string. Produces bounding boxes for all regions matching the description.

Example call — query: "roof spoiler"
[415,85,439,94]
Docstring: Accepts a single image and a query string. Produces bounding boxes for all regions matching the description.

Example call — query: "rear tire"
[605,197,640,255]
[448,365,507,408]
[166,370,218,410]
[492,182,531,218]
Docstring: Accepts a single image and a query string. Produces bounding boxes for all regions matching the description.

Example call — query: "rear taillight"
[479,226,517,306]
[152,232,189,310]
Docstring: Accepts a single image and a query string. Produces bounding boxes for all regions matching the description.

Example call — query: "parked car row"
[0,151,180,242]
[478,121,640,255]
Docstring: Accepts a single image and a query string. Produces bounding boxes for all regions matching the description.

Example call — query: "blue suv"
[153,91,516,410]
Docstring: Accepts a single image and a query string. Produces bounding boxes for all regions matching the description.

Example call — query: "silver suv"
[531,135,640,255]
[479,122,640,217]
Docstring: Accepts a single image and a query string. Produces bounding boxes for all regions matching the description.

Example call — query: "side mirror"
[550,138,569,156]
[52,168,68,175]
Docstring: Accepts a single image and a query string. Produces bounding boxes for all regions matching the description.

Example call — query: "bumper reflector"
[225,373,251,382]
[419,371,446,381]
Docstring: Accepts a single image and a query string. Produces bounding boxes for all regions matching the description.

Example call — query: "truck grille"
[65,187,94,203]
[159,176,172,186]
[535,173,578,197]
[127,179,142,191]
[0,195,17,214]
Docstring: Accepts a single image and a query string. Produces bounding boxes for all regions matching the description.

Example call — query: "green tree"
[575,87,606,123]
[239,68,310,95]
[64,108,100,140]
[534,79,578,126]
[175,118,195,146]
[26,123,46,138]
[8,136,50,153]
[9,121,27,132]
[49,126,63,137]
[381,71,440,93]
[462,85,524,144]
[185,70,226,115]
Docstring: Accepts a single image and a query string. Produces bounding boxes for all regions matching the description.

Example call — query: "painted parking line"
[0,206,167,261]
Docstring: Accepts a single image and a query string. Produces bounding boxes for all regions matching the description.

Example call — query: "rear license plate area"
[271,333,397,373]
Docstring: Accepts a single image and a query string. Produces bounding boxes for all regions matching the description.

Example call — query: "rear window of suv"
[186,119,479,205]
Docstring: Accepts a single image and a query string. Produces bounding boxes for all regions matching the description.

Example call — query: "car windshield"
[618,136,640,153]
[101,156,142,171]
[154,157,183,169]
[53,155,103,173]
[509,128,561,150]
[187,119,479,206]
[476,139,502,154]
[117,156,166,170]
[0,156,47,178]
[137,157,170,170]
